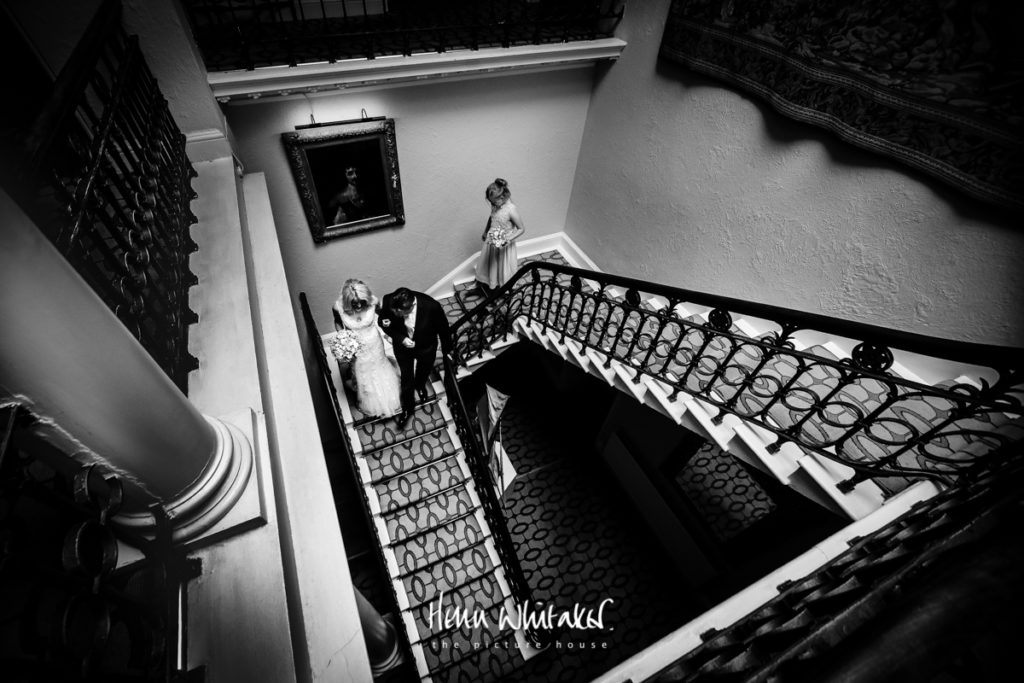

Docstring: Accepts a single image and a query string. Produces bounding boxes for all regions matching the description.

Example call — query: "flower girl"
[475,178,526,294]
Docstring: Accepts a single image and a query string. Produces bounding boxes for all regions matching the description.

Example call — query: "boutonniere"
[381,319,391,328]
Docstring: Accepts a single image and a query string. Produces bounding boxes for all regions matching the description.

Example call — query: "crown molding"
[209,38,626,103]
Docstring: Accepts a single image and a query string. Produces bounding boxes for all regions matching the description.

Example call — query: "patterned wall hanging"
[660,0,1024,213]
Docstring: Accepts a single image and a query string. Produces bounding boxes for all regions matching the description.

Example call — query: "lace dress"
[475,201,519,288]
[339,308,402,417]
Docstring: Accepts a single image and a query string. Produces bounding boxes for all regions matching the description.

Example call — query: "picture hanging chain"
[295,108,385,130]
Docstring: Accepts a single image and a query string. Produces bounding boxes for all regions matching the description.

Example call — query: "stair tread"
[352,383,442,428]
[383,484,477,543]
[401,541,497,608]
[373,454,467,514]
[390,513,488,574]
[440,294,464,325]
[407,572,508,642]
[362,427,457,485]
[357,400,447,452]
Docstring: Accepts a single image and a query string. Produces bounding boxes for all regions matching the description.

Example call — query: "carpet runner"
[337,374,539,682]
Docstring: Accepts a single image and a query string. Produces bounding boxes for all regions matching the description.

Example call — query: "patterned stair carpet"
[340,375,536,682]
[673,441,777,543]
[496,396,701,683]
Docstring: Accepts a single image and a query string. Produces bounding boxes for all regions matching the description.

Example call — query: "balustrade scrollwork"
[181,0,625,72]
[450,262,1024,492]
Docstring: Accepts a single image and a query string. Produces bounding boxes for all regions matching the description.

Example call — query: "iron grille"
[182,0,625,71]
[19,0,200,394]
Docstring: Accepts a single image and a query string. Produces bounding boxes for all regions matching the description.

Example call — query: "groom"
[379,287,452,427]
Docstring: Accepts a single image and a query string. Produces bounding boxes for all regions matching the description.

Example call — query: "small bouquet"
[487,226,511,248]
[330,329,361,363]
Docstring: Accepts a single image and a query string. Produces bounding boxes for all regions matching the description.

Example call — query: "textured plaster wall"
[227,68,593,332]
[122,0,228,138]
[565,0,1024,345]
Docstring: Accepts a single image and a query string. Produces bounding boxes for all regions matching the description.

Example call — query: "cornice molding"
[209,38,627,102]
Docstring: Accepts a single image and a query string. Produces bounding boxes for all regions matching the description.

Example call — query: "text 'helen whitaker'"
[428,591,615,632]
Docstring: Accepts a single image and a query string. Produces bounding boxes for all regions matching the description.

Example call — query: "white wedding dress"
[339,308,403,417]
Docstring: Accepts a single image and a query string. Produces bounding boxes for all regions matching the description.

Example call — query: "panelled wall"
[565,0,1024,346]
[226,68,594,334]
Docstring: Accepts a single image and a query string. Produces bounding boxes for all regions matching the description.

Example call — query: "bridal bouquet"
[330,330,361,362]
[487,226,511,248]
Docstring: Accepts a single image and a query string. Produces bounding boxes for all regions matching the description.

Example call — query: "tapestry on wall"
[660,0,1024,213]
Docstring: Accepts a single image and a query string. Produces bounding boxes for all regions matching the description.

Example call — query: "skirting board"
[425,231,602,299]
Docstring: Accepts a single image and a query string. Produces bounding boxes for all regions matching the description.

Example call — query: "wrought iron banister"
[455,262,1024,369]
[450,261,1024,490]
[13,0,199,394]
[440,352,550,649]
[182,0,625,72]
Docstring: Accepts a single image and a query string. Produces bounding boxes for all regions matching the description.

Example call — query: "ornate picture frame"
[282,118,405,243]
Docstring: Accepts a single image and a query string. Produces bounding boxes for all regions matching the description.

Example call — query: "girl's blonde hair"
[338,278,375,314]
[485,177,511,205]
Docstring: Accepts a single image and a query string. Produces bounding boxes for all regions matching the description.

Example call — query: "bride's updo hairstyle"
[485,178,511,205]
[339,278,375,314]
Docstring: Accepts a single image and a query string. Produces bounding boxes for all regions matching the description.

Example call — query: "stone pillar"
[353,588,401,675]
[0,190,251,542]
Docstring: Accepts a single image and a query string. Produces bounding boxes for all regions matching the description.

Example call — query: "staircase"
[430,239,1024,525]
[318,346,542,681]
[294,240,1023,681]
[639,453,1024,683]
[422,242,1022,679]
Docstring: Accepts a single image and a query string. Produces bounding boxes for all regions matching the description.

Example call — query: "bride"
[333,279,402,418]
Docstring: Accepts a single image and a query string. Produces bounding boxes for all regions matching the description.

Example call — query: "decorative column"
[0,190,252,542]
[354,588,402,675]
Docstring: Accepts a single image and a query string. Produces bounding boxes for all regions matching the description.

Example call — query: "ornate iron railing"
[450,262,1024,492]
[17,0,199,394]
[182,0,625,71]
[440,353,550,649]
[0,401,203,682]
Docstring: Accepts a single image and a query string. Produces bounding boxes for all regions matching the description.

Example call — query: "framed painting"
[282,117,405,242]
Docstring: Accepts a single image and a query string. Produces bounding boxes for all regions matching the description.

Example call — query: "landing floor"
[498,387,700,682]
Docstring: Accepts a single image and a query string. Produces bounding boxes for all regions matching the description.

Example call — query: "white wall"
[122,0,229,141]
[565,0,1024,346]
[226,68,594,331]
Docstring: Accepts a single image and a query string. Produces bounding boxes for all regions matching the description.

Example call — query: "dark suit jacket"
[378,291,452,357]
